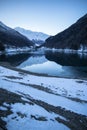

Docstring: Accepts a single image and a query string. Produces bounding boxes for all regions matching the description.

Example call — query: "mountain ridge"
[15,27,50,41]
[0,21,34,51]
[44,14,87,50]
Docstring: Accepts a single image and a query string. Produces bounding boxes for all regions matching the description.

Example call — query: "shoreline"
[0,62,87,130]
[0,47,87,56]
[0,61,87,80]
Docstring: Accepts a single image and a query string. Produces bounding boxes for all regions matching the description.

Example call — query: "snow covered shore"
[0,65,87,130]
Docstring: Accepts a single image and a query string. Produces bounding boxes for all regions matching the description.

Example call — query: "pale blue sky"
[0,0,87,35]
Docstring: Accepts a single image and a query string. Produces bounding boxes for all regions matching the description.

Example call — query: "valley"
[0,14,87,130]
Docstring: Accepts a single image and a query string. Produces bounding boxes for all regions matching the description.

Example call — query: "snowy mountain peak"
[0,21,4,25]
[0,21,8,28]
[0,21,34,48]
[15,27,50,41]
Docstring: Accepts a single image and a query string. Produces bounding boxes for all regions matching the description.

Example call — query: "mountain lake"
[0,51,87,78]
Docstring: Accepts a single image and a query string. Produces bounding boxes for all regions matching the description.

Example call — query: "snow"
[0,66,87,115]
[39,47,87,54]
[0,106,7,111]
[15,27,50,41]
[11,103,55,118]
[0,21,10,30]
[3,102,10,107]
[0,66,87,129]
[2,102,69,130]
[4,114,69,130]
[5,47,32,54]
[2,65,86,102]
[79,44,87,53]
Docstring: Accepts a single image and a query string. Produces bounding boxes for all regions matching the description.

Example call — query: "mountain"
[15,27,50,42]
[0,21,34,50]
[0,41,5,51]
[44,14,87,51]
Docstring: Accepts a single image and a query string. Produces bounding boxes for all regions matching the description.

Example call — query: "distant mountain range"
[44,14,87,51]
[15,27,50,42]
[0,21,33,51]
[0,14,87,52]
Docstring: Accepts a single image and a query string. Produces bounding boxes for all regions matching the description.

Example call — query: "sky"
[0,0,87,35]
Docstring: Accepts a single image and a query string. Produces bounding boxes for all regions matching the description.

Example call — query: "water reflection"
[18,54,47,68]
[0,51,87,78]
[45,51,87,66]
[0,53,31,66]
[45,51,87,78]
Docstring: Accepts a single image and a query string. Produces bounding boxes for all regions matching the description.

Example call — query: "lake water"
[0,51,87,78]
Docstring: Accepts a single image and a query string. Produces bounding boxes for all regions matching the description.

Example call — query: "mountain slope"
[15,27,50,41]
[0,22,34,49]
[44,14,87,50]
[0,41,5,51]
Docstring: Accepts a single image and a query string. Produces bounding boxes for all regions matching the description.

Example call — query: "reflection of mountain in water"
[18,55,47,68]
[0,53,31,66]
[0,52,87,78]
[45,51,87,66]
